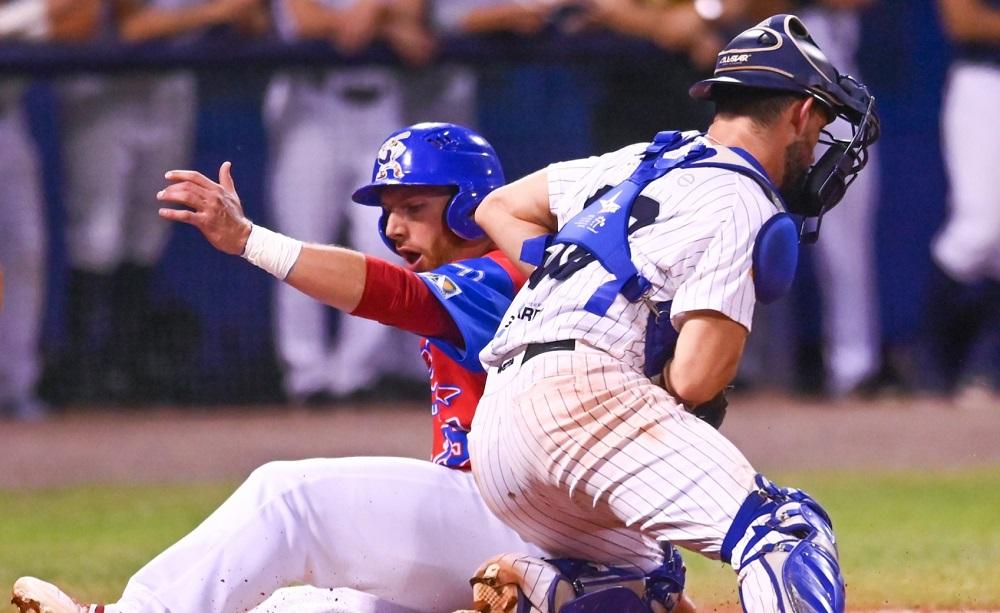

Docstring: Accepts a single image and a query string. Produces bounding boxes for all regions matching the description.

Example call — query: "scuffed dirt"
[2,392,998,490]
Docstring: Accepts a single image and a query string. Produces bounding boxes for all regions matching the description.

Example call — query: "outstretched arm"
[156,163,456,346]
[474,169,556,277]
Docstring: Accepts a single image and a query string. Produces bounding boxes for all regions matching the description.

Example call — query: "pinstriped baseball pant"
[469,342,759,571]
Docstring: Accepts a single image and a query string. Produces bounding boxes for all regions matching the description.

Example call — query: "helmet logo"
[719,53,752,66]
[375,130,410,181]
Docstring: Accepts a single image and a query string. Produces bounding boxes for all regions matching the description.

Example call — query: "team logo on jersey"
[422,272,462,298]
[375,130,410,181]
[598,191,623,214]
[433,417,471,468]
[430,381,462,416]
[529,185,660,290]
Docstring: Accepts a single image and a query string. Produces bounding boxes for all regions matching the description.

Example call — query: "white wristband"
[241,224,303,280]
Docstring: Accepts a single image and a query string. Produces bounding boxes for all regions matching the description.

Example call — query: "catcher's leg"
[722,475,845,613]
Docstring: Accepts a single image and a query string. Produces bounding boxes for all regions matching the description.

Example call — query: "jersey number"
[528,186,661,289]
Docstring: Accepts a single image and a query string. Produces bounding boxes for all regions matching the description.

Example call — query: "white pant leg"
[60,77,134,273]
[266,78,346,398]
[934,63,1000,283]
[114,457,545,613]
[251,586,417,613]
[798,7,881,394]
[401,66,478,128]
[123,73,197,267]
[0,104,46,403]
[813,135,881,394]
[470,348,760,571]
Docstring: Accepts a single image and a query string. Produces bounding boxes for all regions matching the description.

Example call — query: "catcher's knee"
[462,545,686,613]
[722,474,845,613]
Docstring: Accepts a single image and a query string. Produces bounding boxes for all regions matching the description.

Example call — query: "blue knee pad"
[549,545,686,613]
[721,475,845,613]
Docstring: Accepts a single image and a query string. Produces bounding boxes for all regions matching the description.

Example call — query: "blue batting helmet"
[352,123,505,251]
[690,14,880,232]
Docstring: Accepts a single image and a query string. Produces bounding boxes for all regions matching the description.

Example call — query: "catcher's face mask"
[795,75,880,242]
[689,13,881,242]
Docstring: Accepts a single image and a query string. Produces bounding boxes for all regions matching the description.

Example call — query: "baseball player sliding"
[463,14,880,613]
[11,123,694,613]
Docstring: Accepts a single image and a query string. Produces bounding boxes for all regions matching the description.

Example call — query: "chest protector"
[520,131,800,377]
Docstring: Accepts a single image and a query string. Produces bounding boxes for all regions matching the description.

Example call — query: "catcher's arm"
[474,169,555,278]
[665,310,747,406]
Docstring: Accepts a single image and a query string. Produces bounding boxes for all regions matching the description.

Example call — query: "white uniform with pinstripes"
[471,136,785,600]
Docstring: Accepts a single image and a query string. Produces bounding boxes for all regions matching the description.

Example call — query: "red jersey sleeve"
[349,255,462,346]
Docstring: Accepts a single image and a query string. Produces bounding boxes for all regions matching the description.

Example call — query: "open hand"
[157,162,252,256]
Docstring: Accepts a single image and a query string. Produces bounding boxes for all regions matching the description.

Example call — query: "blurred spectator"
[917,0,1000,402]
[438,0,597,179]
[587,0,727,69]
[0,0,99,420]
[401,1,477,128]
[581,0,725,151]
[733,0,883,397]
[265,0,427,404]
[798,0,882,397]
[43,0,268,405]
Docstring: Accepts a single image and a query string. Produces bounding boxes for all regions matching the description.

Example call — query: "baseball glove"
[453,553,682,613]
[454,554,575,613]
[689,389,728,429]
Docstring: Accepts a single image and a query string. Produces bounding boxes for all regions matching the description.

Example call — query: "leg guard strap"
[723,475,845,613]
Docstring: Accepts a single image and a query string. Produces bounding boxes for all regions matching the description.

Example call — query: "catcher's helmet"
[690,14,880,237]
[352,122,505,252]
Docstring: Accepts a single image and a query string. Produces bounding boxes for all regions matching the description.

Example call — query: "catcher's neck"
[706,116,790,187]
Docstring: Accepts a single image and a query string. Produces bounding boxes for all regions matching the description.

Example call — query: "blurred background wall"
[1,0,993,412]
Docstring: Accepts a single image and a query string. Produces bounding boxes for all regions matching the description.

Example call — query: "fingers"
[164,169,219,191]
[158,207,198,224]
[219,161,236,193]
[157,182,215,211]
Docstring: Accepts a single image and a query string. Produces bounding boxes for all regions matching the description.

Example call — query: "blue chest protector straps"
[521,131,710,317]
[520,131,800,320]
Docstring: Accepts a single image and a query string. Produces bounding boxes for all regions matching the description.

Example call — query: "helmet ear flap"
[377,209,397,253]
[445,184,487,241]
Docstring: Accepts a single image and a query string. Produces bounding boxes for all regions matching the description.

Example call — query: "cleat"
[11,577,91,613]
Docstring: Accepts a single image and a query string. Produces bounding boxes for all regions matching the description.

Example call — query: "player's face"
[780,102,832,201]
[380,186,466,272]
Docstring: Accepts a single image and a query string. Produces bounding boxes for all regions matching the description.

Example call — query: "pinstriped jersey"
[480,135,780,375]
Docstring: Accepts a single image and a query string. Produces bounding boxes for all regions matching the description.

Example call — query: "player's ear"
[789,97,813,138]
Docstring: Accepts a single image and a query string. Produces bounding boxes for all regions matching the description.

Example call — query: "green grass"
[2,471,999,610]
[683,469,1000,610]
[0,483,236,604]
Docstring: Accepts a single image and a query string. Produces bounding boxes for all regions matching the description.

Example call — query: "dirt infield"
[3,391,998,490]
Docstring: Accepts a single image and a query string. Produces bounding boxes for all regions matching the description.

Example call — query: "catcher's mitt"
[454,553,681,613]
